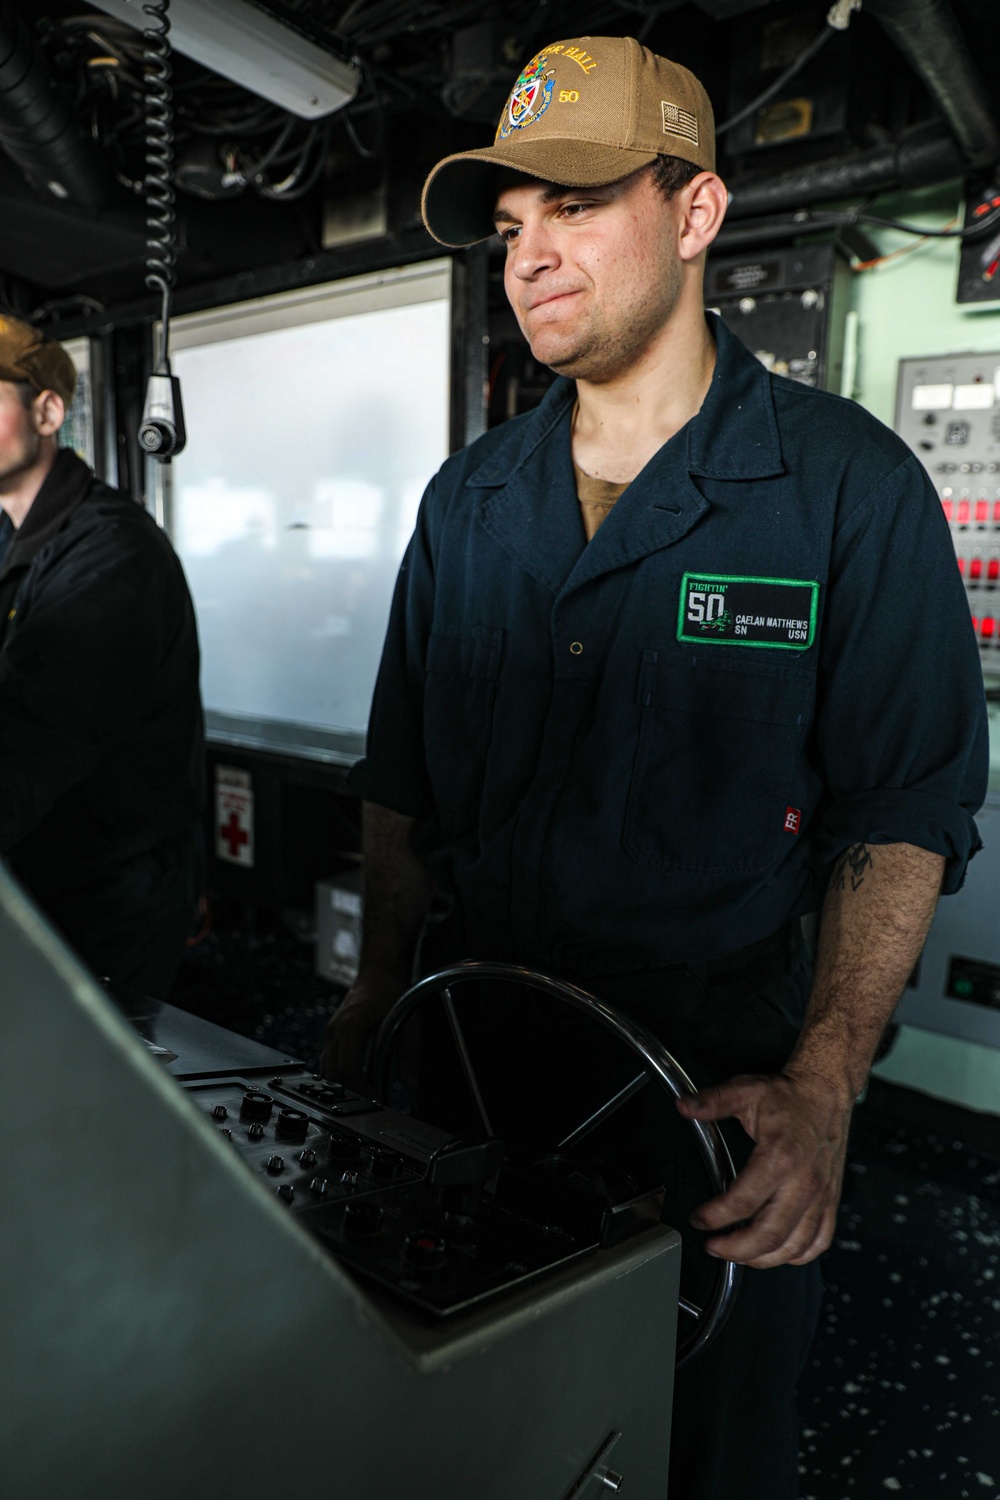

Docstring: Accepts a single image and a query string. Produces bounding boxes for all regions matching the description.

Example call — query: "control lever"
[425,1136,505,1223]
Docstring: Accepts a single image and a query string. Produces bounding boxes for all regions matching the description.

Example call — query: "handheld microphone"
[139,370,186,459]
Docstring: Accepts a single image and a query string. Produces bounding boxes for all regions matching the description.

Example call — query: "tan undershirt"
[570,401,629,541]
[574,460,629,542]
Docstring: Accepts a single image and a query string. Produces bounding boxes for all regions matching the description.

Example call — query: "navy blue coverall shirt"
[351,315,988,978]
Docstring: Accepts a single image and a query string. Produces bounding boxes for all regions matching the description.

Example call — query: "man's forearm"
[679,839,946,1265]
[785,841,945,1105]
[356,800,435,986]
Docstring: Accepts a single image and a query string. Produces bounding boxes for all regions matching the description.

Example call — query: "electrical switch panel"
[895,351,1000,677]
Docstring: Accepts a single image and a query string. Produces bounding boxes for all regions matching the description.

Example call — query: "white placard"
[912,383,954,410]
[953,383,995,410]
[215,765,254,867]
[332,887,361,916]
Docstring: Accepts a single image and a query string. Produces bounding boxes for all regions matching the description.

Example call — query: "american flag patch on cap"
[661,100,699,144]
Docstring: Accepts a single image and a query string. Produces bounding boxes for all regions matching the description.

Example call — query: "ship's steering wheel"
[372,959,742,1368]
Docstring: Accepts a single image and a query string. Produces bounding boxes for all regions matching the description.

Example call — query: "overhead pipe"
[863,0,1000,166]
[0,0,115,209]
[726,118,964,219]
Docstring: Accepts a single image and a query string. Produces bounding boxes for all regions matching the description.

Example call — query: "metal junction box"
[706,242,851,393]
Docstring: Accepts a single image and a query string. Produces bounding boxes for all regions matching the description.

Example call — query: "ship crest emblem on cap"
[497,54,555,139]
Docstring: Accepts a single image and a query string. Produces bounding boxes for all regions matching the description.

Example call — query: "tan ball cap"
[422,35,716,248]
[0,314,77,408]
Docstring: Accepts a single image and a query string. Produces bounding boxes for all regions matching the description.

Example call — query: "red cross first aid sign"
[215,765,254,867]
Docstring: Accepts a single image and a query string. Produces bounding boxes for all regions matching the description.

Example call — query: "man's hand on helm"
[320,973,407,1091]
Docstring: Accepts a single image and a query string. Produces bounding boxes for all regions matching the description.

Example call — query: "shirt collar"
[0,511,14,570]
[467,378,575,489]
[468,312,785,489]
[686,312,785,480]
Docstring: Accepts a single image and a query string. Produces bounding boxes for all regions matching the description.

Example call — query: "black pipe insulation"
[864,0,1000,167]
[0,0,115,209]
[726,119,965,220]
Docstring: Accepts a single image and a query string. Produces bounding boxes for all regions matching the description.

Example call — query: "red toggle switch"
[982,617,996,639]
[958,557,967,575]
[971,556,984,580]
[976,500,989,523]
[990,558,1000,582]
[994,501,1000,524]
[958,500,971,524]
[972,616,980,631]
[942,498,954,521]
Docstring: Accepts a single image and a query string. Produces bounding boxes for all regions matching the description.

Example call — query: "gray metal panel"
[0,865,680,1499]
[150,1000,301,1076]
[88,0,358,119]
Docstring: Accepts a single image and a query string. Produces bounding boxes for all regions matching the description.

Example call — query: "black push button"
[366,1147,404,1180]
[328,1133,360,1163]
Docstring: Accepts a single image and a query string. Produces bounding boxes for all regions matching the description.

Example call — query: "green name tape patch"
[677,573,819,651]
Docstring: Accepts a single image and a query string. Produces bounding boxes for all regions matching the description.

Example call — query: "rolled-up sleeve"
[347,479,437,817]
[813,454,988,893]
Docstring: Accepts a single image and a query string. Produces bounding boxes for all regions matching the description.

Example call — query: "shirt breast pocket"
[623,651,812,876]
[424,625,504,837]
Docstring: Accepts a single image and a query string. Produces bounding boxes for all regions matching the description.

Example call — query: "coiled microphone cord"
[141,0,175,368]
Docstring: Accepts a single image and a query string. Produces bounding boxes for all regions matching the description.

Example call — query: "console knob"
[308,1177,328,1197]
[328,1133,359,1164]
[339,1169,359,1193]
[403,1231,447,1269]
[219,1128,233,1141]
[246,1123,265,1141]
[275,1108,310,1143]
[276,1184,295,1203]
[265,1155,285,1175]
[297,1148,318,1168]
[344,1201,384,1235]
[211,1104,228,1121]
[240,1090,274,1123]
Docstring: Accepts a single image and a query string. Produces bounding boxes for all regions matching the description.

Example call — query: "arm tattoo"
[830,843,875,894]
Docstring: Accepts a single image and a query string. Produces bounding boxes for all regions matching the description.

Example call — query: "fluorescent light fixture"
[90,0,359,119]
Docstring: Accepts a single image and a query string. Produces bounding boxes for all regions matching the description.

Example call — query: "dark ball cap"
[0,314,77,408]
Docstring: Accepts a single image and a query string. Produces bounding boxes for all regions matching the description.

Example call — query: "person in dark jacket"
[0,314,204,1002]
